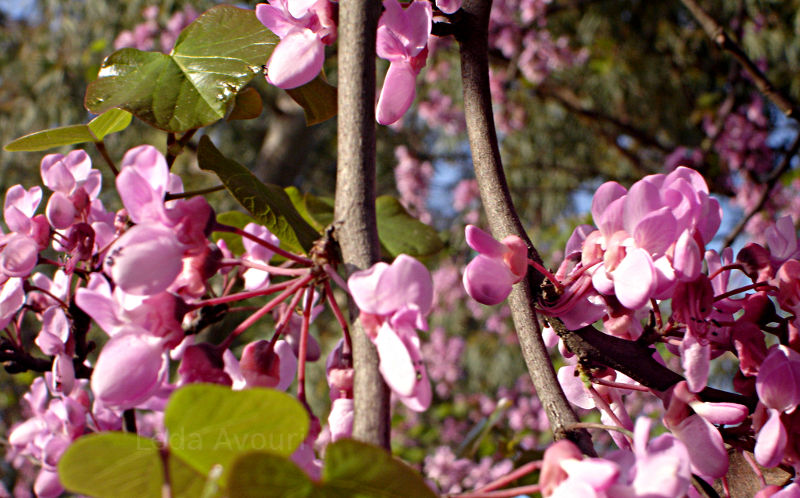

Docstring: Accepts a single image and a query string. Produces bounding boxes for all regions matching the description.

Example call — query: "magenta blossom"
[256,0,337,89]
[375,0,432,125]
[348,254,433,411]
[462,225,527,305]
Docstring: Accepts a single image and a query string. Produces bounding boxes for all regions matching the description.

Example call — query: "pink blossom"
[757,346,800,413]
[375,0,432,125]
[256,0,337,89]
[90,328,169,409]
[348,254,433,411]
[328,398,353,441]
[462,225,527,305]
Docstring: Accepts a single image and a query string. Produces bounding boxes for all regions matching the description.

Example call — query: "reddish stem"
[324,279,353,359]
[235,259,310,276]
[528,258,563,292]
[707,263,744,281]
[192,278,301,309]
[452,484,541,498]
[213,222,313,266]
[591,377,651,393]
[714,281,775,301]
[474,460,542,493]
[297,287,315,404]
[219,274,313,350]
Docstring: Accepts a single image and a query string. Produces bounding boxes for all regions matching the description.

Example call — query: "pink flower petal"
[463,254,514,305]
[376,61,417,125]
[612,248,656,310]
[267,29,324,89]
[465,224,506,258]
[755,408,787,468]
[375,322,416,396]
[671,414,728,478]
[105,224,185,296]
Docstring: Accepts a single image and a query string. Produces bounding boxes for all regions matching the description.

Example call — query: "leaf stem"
[94,140,119,176]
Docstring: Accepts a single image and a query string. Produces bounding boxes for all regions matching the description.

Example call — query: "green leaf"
[323,440,436,497]
[214,210,256,255]
[4,108,132,152]
[285,73,337,126]
[58,432,163,498]
[198,135,320,253]
[375,196,443,258]
[226,440,436,498]
[227,452,318,497]
[85,5,277,132]
[227,87,263,121]
[88,108,134,139]
[285,187,335,232]
[164,384,309,484]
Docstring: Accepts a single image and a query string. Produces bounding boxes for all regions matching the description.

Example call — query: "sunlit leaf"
[164,384,309,484]
[58,433,163,498]
[4,109,132,152]
[85,5,277,132]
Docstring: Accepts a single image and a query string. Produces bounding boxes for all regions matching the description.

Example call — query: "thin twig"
[721,132,800,248]
[680,0,799,120]
[94,140,119,176]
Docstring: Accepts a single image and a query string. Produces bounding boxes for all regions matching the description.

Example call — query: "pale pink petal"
[622,179,662,235]
[671,414,728,478]
[255,3,296,38]
[374,322,416,396]
[632,207,676,257]
[690,401,748,425]
[40,156,76,194]
[275,340,298,391]
[680,332,710,393]
[267,29,324,89]
[348,262,389,314]
[591,182,626,229]
[612,248,656,310]
[757,346,800,413]
[45,191,76,229]
[0,234,39,277]
[105,224,185,296]
[465,224,506,258]
[463,254,515,305]
[328,398,354,441]
[755,408,787,468]
[91,330,166,409]
[673,229,702,282]
[373,254,433,316]
[376,61,417,125]
[558,364,595,409]
[120,145,169,196]
[376,25,407,62]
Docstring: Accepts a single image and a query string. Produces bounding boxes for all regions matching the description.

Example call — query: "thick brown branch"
[333,0,390,449]
[456,0,595,455]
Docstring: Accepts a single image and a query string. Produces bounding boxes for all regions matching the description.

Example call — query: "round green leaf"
[164,384,309,483]
[88,108,133,140]
[228,451,318,497]
[321,439,436,498]
[85,5,277,132]
[58,432,163,498]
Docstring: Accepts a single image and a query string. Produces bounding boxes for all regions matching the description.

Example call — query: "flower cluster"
[1,144,436,494]
[463,165,800,495]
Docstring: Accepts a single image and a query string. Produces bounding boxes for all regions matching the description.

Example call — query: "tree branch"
[680,0,800,120]
[722,132,800,248]
[333,0,390,449]
[456,0,595,455]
